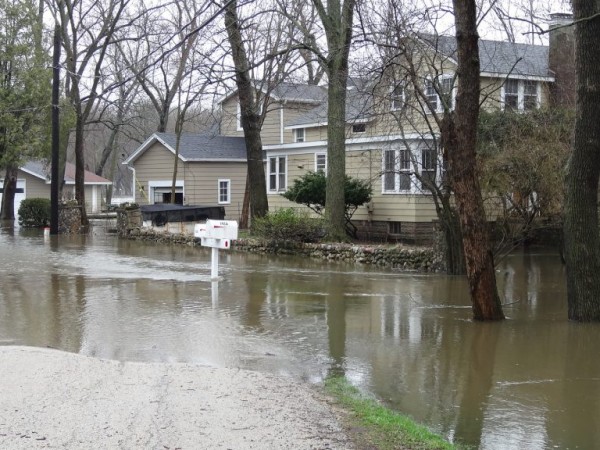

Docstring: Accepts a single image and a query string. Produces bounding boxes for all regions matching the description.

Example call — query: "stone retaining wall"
[121,226,443,272]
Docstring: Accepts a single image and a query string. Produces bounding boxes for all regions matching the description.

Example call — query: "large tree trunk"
[438,201,466,275]
[313,0,356,241]
[0,164,18,220]
[224,0,268,219]
[447,0,504,320]
[563,0,600,321]
[324,66,348,240]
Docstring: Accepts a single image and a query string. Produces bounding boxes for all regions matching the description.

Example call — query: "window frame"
[424,74,455,114]
[501,79,540,111]
[236,103,243,131]
[383,148,412,193]
[294,128,305,143]
[218,179,231,204]
[352,123,366,133]
[391,83,405,111]
[315,153,327,174]
[268,155,287,193]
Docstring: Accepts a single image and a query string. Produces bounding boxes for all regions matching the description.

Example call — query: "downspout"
[280,101,285,144]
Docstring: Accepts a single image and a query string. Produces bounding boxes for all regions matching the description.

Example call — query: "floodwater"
[0,227,598,450]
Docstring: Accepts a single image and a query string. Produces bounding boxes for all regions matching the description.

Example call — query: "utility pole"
[50,23,60,235]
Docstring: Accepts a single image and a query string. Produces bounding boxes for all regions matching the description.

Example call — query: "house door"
[0,179,26,217]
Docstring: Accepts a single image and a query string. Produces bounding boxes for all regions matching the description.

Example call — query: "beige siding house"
[124,132,247,221]
[0,161,112,215]
[258,36,559,242]
[127,30,569,241]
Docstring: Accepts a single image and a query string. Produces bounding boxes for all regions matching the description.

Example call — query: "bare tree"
[119,0,219,134]
[51,0,133,229]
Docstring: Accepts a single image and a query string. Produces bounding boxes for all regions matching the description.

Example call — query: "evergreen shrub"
[18,198,51,228]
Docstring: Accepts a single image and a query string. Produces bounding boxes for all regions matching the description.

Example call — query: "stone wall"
[121,228,442,272]
[116,208,443,272]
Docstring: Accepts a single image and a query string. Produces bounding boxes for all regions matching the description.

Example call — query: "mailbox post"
[194,220,238,280]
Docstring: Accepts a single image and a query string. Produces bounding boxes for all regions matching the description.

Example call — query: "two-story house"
[125,14,573,242]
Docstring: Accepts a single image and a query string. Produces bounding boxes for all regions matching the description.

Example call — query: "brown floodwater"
[0,226,598,449]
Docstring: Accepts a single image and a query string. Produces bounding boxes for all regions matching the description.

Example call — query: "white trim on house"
[267,155,287,193]
[315,153,327,174]
[280,106,283,144]
[500,79,541,111]
[236,103,243,131]
[148,180,184,204]
[218,179,231,204]
[285,122,327,130]
[263,133,431,152]
[481,72,554,82]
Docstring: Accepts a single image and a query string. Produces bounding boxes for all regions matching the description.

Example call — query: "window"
[420,148,437,190]
[269,156,286,192]
[391,84,405,110]
[237,101,263,131]
[399,149,411,190]
[388,221,402,235]
[236,103,242,131]
[384,150,396,191]
[315,153,327,173]
[218,179,230,204]
[383,148,411,192]
[502,79,539,111]
[425,75,454,113]
[504,79,519,110]
[295,128,305,143]
[523,80,538,110]
[352,123,366,133]
[383,147,439,193]
[425,79,438,112]
[440,77,454,110]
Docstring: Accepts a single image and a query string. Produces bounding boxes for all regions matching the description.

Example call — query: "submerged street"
[0,227,598,449]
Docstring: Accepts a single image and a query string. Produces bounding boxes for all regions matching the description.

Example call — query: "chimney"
[548,13,575,108]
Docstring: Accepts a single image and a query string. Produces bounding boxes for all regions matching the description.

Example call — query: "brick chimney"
[548,13,575,108]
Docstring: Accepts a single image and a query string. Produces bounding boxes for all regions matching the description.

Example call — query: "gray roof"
[422,34,551,78]
[154,133,246,161]
[21,160,47,179]
[268,82,327,104]
[286,89,374,128]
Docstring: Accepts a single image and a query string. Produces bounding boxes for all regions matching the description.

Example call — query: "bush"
[282,171,372,238]
[18,198,51,228]
[251,208,325,243]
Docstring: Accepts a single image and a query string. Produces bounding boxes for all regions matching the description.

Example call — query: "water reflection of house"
[0,160,112,214]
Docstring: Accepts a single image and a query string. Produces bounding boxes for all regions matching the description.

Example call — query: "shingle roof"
[154,132,246,161]
[286,89,374,128]
[269,82,327,103]
[21,160,112,184]
[422,34,551,78]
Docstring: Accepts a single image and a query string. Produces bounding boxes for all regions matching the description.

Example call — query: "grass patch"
[324,376,460,450]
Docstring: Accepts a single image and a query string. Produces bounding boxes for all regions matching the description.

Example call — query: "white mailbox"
[194,220,238,240]
[194,220,239,280]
